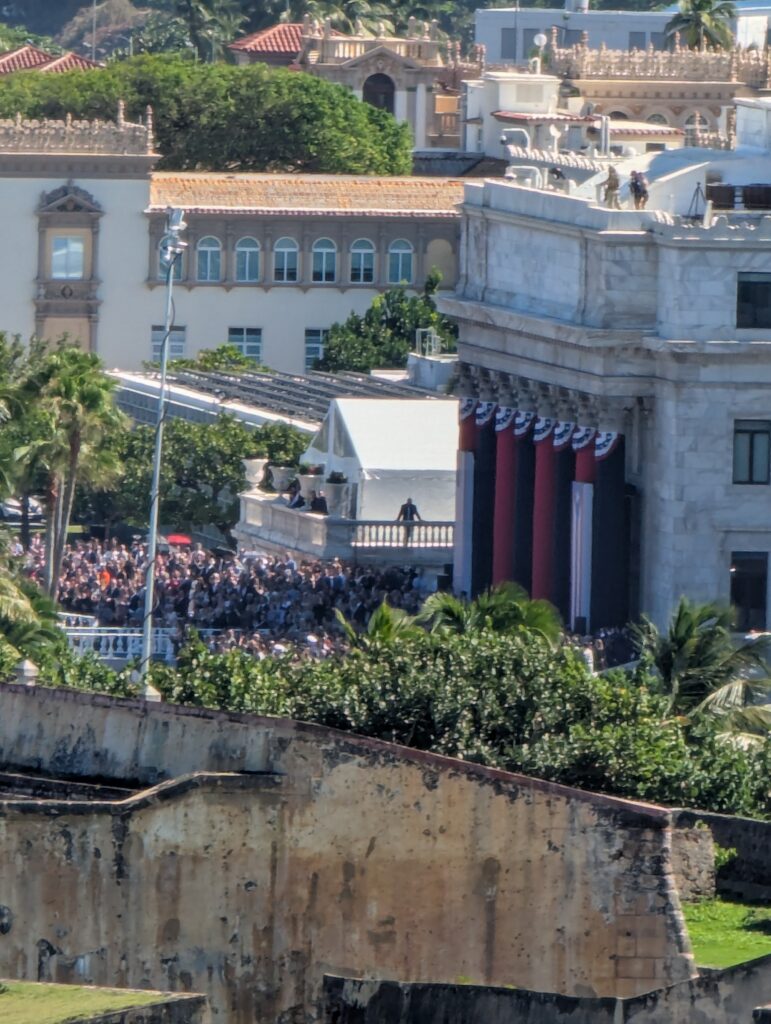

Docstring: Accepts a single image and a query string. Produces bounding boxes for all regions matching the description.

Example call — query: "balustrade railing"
[352,520,454,549]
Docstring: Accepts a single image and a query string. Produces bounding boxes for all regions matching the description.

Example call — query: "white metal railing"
[64,627,175,662]
[352,521,454,549]
[58,612,98,627]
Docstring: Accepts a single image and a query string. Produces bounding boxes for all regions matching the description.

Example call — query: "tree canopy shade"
[0,55,413,174]
[665,0,736,49]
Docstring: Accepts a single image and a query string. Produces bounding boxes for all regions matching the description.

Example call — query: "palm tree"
[665,0,736,50]
[631,597,770,716]
[336,601,421,648]
[419,582,562,645]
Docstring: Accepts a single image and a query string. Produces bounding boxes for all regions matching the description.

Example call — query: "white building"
[0,109,462,375]
[476,1,771,64]
[439,97,771,630]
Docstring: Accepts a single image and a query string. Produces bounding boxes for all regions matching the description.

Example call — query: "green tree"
[317,272,457,373]
[418,582,562,645]
[74,413,307,539]
[665,0,736,50]
[631,596,770,716]
[166,342,257,372]
[0,55,413,174]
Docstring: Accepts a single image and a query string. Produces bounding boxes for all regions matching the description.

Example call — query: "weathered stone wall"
[66,994,208,1024]
[324,957,771,1024]
[0,683,697,1023]
[669,827,716,901]
[673,809,771,900]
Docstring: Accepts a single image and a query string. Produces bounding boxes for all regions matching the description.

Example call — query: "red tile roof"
[149,172,464,217]
[0,45,52,73]
[38,52,100,72]
[229,23,305,55]
[0,45,99,75]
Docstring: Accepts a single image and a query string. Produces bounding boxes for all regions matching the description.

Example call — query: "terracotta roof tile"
[149,173,464,217]
[0,45,52,73]
[38,52,100,72]
[229,23,304,55]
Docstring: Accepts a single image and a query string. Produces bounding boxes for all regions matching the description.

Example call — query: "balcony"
[234,491,454,569]
[308,34,444,67]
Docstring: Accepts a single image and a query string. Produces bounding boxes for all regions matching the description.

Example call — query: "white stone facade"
[441,174,771,626]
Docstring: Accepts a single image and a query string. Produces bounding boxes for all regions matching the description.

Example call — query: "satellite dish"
[534,32,548,48]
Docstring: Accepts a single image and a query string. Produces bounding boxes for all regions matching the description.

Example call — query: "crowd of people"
[17,535,635,666]
[24,536,431,659]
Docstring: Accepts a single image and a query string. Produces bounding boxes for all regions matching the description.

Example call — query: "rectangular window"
[51,235,85,280]
[628,31,646,50]
[151,325,187,361]
[228,327,262,362]
[500,27,517,60]
[650,31,667,50]
[312,249,336,283]
[274,247,298,282]
[737,273,771,328]
[733,420,771,484]
[731,551,768,631]
[350,249,374,283]
[304,328,329,372]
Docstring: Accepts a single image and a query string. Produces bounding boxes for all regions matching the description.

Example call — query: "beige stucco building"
[0,109,462,373]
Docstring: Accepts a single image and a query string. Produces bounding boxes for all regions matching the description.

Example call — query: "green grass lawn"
[0,981,163,1024]
[683,898,771,968]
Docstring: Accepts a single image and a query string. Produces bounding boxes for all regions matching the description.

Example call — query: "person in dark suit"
[396,497,421,546]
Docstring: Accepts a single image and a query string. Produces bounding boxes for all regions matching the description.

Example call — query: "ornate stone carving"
[0,107,155,157]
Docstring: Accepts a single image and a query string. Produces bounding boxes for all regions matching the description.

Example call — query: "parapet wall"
[0,683,696,1022]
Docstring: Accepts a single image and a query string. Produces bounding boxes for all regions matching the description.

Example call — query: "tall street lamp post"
[140,207,187,690]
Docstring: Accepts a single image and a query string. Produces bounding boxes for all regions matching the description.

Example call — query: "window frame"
[350,238,375,284]
[235,236,260,284]
[737,272,771,329]
[151,324,187,361]
[196,235,222,283]
[304,328,329,372]
[388,239,413,284]
[227,326,263,362]
[274,236,299,283]
[312,237,337,284]
[733,419,771,485]
[51,234,86,281]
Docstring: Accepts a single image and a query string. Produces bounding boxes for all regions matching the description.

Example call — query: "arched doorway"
[363,73,395,115]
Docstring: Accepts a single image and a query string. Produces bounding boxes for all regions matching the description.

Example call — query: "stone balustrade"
[0,104,154,155]
[235,491,453,569]
[548,37,769,86]
[64,627,175,663]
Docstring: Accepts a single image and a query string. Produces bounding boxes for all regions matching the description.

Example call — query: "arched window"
[685,111,709,131]
[607,111,629,121]
[388,239,413,284]
[235,237,260,283]
[158,238,183,281]
[274,236,298,282]
[350,238,375,284]
[196,235,221,282]
[646,113,669,125]
[312,237,337,283]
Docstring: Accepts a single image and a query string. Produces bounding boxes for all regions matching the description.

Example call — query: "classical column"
[531,416,556,601]
[569,426,596,634]
[590,430,628,631]
[511,411,535,593]
[394,89,408,125]
[415,81,428,148]
[453,395,477,598]
[551,421,576,622]
[471,400,497,596]
[492,405,517,585]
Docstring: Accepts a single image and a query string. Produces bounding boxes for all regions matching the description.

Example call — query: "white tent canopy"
[302,397,458,521]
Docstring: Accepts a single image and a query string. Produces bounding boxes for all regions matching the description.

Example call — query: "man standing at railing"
[396,497,422,546]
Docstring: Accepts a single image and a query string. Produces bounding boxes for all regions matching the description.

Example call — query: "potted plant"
[268,465,296,494]
[297,463,324,500]
[324,470,350,517]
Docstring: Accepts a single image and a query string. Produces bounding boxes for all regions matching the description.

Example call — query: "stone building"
[231,17,483,149]
[549,34,770,140]
[0,109,462,373]
[440,97,771,630]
